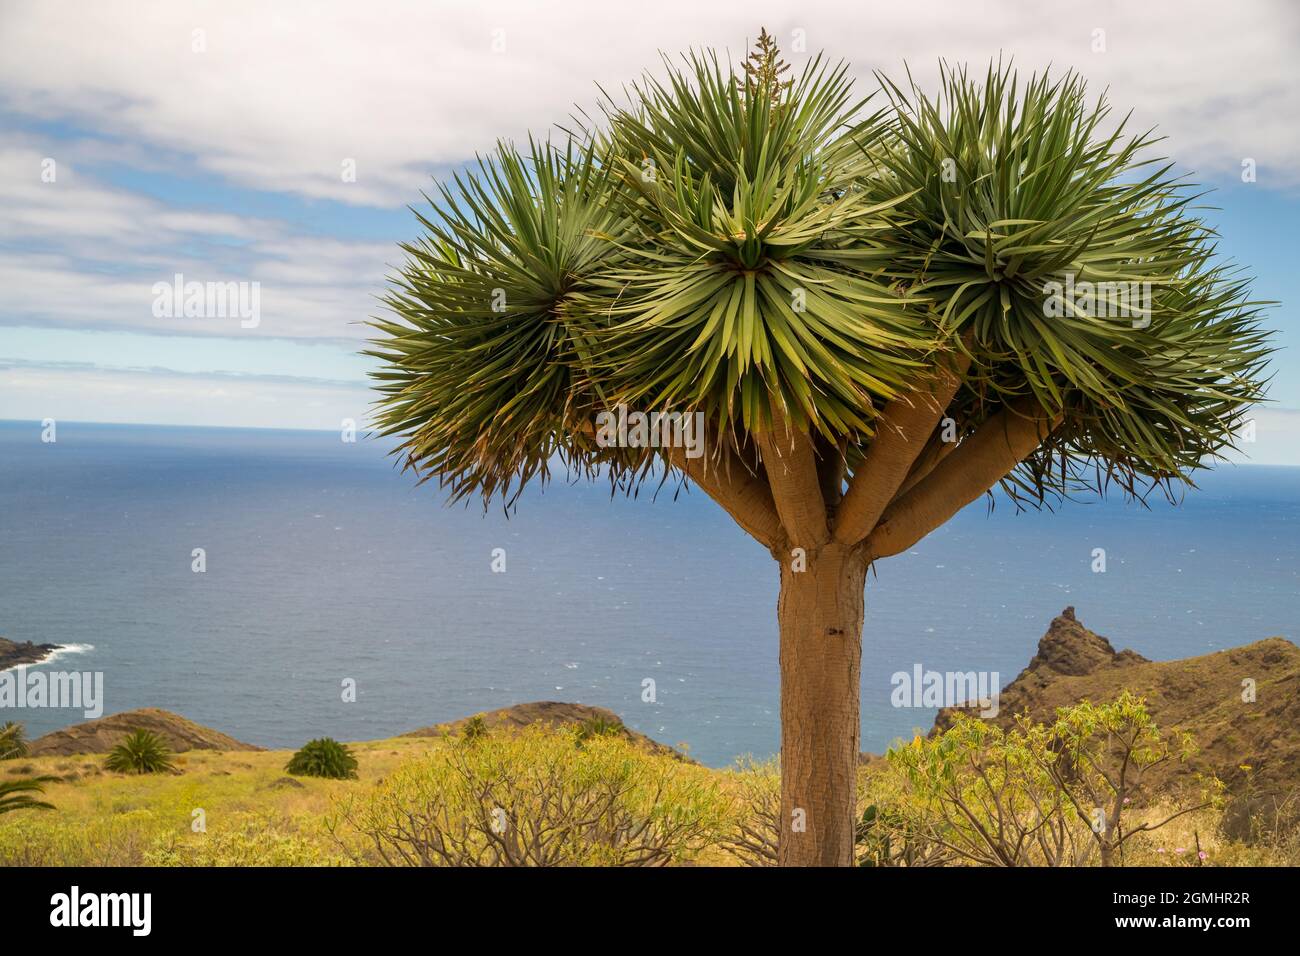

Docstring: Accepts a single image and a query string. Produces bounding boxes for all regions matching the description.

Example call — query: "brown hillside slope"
[933,608,1300,798]
[404,700,686,760]
[29,707,262,756]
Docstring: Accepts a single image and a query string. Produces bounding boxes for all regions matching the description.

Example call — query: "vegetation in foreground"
[0,776,55,816]
[0,695,1296,867]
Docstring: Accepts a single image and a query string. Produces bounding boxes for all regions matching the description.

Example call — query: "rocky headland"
[929,607,1300,800]
[0,636,62,671]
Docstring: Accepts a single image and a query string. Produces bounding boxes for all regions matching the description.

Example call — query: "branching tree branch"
[833,349,971,546]
[667,442,783,550]
[754,402,829,549]
[864,398,1062,560]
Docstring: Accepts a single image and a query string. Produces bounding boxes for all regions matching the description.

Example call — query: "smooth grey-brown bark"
[776,542,867,866]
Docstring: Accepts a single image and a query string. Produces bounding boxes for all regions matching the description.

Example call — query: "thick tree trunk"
[777,542,867,866]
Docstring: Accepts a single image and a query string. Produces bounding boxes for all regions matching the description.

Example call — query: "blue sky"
[1,0,1297,462]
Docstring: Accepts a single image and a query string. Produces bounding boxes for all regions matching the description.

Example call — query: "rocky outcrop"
[931,606,1150,735]
[0,636,61,671]
[1022,606,1150,676]
[28,707,263,756]
[403,700,686,759]
[27,701,683,760]
[930,608,1300,799]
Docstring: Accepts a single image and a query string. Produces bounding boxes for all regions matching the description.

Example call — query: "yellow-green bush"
[147,815,342,866]
[717,756,782,865]
[1,699,1290,867]
[330,725,732,866]
[0,809,163,866]
[884,693,1217,866]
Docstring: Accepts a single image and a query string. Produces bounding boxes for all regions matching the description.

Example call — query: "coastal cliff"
[930,607,1300,798]
[27,707,262,757]
[0,636,61,670]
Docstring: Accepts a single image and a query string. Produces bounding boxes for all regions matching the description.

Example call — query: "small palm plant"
[0,721,28,760]
[286,738,358,779]
[0,776,56,815]
[105,730,176,775]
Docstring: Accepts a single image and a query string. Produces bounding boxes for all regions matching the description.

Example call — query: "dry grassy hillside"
[933,608,1300,799]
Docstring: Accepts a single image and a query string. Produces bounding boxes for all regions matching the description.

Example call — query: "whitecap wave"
[46,642,96,663]
[1,642,96,672]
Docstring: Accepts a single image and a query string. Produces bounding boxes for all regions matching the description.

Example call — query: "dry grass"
[2,730,1294,867]
[0,736,444,865]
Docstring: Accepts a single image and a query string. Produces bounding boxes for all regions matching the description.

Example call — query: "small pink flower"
[1123,797,1131,804]
[1157,847,1166,854]
[1198,851,1208,860]
[1175,847,1186,854]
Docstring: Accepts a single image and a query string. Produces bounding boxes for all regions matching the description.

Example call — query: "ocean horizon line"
[3,418,1297,470]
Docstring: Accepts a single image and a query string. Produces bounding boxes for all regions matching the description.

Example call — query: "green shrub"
[286,738,358,779]
[885,692,1214,866]
[330,726,730,866]
[0,809,160,865]
[461,716,488,744]
[105,730,176,775]
[146,817,343,867]
[853,802,952,867]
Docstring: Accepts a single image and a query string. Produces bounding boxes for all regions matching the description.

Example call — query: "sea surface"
[0,419,1296,766]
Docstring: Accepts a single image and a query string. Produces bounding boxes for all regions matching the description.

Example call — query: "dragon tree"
[369,34,1271,866]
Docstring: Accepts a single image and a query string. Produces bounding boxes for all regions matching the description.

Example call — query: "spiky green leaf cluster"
[368,47,1272,510]
[105,729,175,775]
[0,775,55,815]
[0,721,28,760]
[869,63,1272,501]
[368,137,627,505]
[589,52,935,437]
[286,737,359,779]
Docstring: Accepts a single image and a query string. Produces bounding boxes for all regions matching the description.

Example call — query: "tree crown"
[368,35,1272,554]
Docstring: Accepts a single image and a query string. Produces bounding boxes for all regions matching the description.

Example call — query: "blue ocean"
[0,419,1296,766]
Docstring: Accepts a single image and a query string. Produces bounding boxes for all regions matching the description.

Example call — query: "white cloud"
[2,0,1297,207]
[0,146,269,246]
[0,364,374,431]
[0,147,391,339]
[0,248,389,341]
